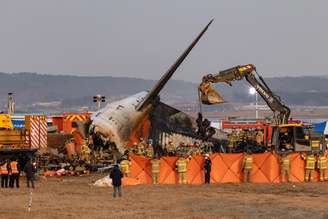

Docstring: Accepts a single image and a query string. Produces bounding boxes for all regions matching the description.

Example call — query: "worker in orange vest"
[9,158,20,188]
[1,160,10,188]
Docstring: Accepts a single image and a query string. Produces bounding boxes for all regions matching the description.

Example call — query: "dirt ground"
[1,174,328,219]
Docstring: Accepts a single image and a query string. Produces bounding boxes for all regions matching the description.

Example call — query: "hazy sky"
[1,1,327,82]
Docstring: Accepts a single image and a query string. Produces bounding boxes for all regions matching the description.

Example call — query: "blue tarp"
[313,121,328,135]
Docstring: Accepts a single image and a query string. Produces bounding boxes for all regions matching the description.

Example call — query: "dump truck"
[198,64,325,152]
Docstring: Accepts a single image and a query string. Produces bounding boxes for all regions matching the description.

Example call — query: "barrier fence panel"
[129,154,152,184]
[211,153,243,183]
[187,155,204,185]
[289,153,305,182]
[158,157,179,184]
[128,152,328,185]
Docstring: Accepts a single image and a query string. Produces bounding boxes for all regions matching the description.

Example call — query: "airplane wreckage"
[75,19,227,156]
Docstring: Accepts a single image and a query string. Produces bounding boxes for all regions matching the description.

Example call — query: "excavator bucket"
[199,82,225,105]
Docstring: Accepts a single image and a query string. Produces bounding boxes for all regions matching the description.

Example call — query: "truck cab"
[272,123,324,152]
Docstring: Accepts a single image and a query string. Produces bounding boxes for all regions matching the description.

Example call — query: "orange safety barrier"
[187,155,204,184]
[288,153,305,182]
[158,157,179,184]
[122,177,140,186]
[128,152,328,185]
[211,153,243,183]
[129,154,152,184]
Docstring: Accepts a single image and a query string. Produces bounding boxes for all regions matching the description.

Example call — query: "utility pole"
[93,94,106,111]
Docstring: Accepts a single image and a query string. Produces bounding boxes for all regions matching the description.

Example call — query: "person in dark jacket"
[110,164,123,198]
[24,159,36,189]
[204,154,212,184]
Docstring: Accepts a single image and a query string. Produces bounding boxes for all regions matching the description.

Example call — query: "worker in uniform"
[302,152,315,182]
[255,129,264,146]
[280,153,291,182]
[150,156,161,184]
[119,158,131,177]
[166,141,175,156]
[137,138,146,156]
[176,156,188,184]
[317,152,327,182]
[129,142,138,155]
[228,129,238,153]
[9,158,20,188]
[1,160,10,188]
[238,129,248,149]
[204,154,211,184]
[81,140,91,162]
[146,141,154,158]
[242,151,253,183]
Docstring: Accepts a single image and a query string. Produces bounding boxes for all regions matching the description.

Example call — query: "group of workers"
[227,129,265,152]
[128,138,154,158]
[120,153,212,185]
[1,159,20,188]
[119,149,328,184]
[0,158,36,189]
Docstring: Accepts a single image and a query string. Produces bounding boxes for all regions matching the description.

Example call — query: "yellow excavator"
[198,64,324,152]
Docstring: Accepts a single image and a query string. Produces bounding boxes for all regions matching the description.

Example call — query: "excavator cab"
[272,124,323,152]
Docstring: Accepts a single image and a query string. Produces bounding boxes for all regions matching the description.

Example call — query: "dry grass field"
[1,174,328,219]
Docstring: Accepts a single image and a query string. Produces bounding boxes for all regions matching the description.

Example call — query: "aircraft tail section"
[136,19,213,111]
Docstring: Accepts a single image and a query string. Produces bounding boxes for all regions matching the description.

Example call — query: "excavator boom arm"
[198,64,290,124]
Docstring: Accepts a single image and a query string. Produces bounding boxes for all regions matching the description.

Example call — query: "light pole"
[249,87,258,120]
[93,94,106,111]
[7,92,15,115]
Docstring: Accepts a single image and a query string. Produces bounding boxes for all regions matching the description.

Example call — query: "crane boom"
[199,64,290,124]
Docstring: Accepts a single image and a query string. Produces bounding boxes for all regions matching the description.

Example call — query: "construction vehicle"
[199,64,324,152]
[0,113,36,161]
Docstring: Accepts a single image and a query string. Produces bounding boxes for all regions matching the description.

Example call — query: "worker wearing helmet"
[1,160,10,188]
[317,152,327,182]
[136,138,146,156]
[255,130,264,146]
[242,151,253,183]
[9,158,20,188]
[302,152,315,182]
[227,130,237,153]
[119,158,131,177]
[280,153,291,182]
[166,141,175,156]
[176,155,188,184]
[150,155,161,184]
[145,141,154,158]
